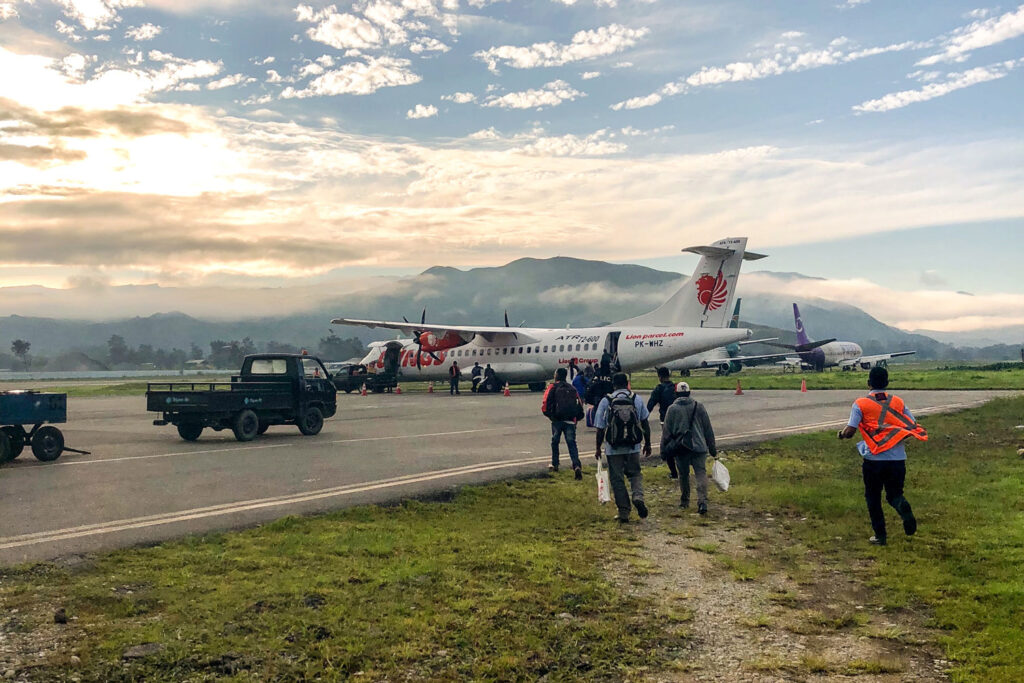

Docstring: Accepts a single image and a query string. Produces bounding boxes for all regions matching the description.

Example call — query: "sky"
[0,0,1022,334]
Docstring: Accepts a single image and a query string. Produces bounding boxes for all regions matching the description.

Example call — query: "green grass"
[726,395,1024,682]
[0,479,677,681]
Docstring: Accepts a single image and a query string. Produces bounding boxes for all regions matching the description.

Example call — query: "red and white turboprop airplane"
[331,237,766,391]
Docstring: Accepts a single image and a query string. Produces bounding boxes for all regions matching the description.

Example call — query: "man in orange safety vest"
[838,366,927,546]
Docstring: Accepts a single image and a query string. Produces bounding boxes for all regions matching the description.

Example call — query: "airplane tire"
[177,422,204,441]
[31,426,64,462]
[298,407,324,436]
[232,409,260,442]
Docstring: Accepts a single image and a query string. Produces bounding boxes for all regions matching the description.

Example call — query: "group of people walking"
[542,363,927,544]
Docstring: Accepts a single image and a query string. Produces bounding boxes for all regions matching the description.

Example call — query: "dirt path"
[603,480,951,682]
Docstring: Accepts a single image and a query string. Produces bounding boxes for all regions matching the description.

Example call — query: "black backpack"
[548,383,583,421]
[605,392,643,447]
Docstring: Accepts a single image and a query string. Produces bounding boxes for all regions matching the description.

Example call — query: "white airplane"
[763,303,916,372]
[661,298,777,376]
[331,237,766,391]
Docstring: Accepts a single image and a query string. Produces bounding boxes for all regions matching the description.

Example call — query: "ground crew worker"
[470,361,482,392]
[647,367,679,478]
[594,373,652,523]
[448,361,462,395]
[838,367,926,546]
[661,382,717,515]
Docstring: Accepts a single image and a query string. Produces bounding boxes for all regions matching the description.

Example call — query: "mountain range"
[0,258,1019,364]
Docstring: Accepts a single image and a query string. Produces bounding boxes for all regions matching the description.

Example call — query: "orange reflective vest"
[854,393,928,455]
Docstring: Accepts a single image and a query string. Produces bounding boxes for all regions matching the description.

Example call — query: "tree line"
[2,332,365,371]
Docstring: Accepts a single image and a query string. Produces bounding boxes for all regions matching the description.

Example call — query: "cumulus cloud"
[410,36,450,53]
[281,56,420,97]
[917,4,1024,65]
[512,129,626,156]
[581,70,601,79]
[474,24,649,72]
[301,7,382,50]
[0,3,18,20]
[56,0,141,31]
[482,80,583,109]
[853,59,1023,113]
[125,23,162,41]
[206,72,255,90]
[441,91,476,103]
[406,103,437,118]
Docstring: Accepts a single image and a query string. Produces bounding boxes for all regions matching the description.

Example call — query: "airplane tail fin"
[615,237,766,328]
[793,303,812,346]
[729,298,742,329]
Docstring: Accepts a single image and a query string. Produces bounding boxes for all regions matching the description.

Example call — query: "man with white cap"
[660,381,718,515]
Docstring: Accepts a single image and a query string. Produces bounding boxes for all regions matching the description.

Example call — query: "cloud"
[406,103,437,118]
[281,56,420,97]
[853,59,1023,113]
[0,97,190,137]
[125,23,162,41]
[410,36,449,53]
[56,0,142,31]
[1,2,19,19]
[512,130,626,157]
[917,4,1024,65]
[301,7,383,50]
[919,269,948,287]
[0,142,87,165]
[611,36,921,110]
[206,72,256,90]
[482,80,583,109]
[581,70,600,79]
[474,24,649,72]
[441,91,476,103]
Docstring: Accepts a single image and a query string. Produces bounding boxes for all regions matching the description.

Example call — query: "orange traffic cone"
[360,383,367,397]
[735,380,744,396]
[395,383,402,395]
[800,379,807,393]
[428,381,434,393]
[503,382,511,397]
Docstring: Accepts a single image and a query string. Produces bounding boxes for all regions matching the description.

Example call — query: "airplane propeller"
[408,308,441,369]
[504,310,519,340]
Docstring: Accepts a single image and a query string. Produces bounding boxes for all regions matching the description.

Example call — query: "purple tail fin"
[793,303,811,346]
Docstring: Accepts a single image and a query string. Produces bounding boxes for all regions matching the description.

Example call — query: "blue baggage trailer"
[0,390,69,463]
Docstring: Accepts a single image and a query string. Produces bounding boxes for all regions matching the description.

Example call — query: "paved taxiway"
[0,389,1013,565]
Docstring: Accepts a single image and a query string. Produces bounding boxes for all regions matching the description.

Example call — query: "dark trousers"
[449,378,460,395]
[606,451,644,520]
[550,422,581,470]
[674,450,708,507]
[862,459,913,539]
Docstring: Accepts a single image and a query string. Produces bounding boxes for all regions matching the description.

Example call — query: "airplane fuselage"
[363,326,750,384]
[801,341,863,370]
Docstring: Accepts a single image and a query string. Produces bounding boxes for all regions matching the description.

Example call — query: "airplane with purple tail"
[767,303,916,372]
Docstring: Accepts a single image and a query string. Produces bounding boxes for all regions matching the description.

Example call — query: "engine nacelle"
[417,330,467,352]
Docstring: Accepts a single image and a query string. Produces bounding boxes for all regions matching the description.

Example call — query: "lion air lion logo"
[695,273,728,310]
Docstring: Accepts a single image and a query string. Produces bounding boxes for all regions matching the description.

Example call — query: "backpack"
[663,402,697,457]
[605,392,643,448]
[548,382,583,421]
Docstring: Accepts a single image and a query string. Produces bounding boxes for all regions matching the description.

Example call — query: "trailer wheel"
[298,407,324,436]
[177,422,204,442]
[31,426,64,462]
[1,426,25,461]
[232,410,259,442]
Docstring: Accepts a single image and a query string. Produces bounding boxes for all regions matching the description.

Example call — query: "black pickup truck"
[147,354,337,442]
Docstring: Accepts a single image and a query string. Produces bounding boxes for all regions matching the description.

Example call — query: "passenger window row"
[449,343,594,358]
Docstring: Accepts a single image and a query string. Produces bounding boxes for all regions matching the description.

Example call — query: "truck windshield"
[302,358,326,378]
[250,359,289,375]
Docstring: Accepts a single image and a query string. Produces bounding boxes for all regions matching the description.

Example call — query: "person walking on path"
[542,368,585,478]
[661,382,717,515]
[594,373,652,522]
[647,367,679,479]
[448,361,462,395]
[838,367,926,546]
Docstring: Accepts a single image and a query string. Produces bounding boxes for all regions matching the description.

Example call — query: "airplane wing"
[839,351,917,369]
[737,337,778,346]
[331,317,541,345]
[699,350,797,367]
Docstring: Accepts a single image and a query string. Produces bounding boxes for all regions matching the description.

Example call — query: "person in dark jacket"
[571,371,589,401]
[448,361,462,395]
[470,361,482,392]
[647,367,679,478]
[660,382,717,515]
[542,368,585,478]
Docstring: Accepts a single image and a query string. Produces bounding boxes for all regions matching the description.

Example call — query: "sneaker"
[547,464,557,472]
[680,500,690,509]
[633,499,648,519]
[869,536,887,546]
[903,514,917,536]
[614,515,629,524]
[574,468,582,481]
[697,502,708,516]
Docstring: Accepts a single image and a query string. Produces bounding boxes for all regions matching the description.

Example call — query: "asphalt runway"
[0,389,1013,565]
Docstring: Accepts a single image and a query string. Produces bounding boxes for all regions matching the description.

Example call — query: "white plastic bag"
[711,458,730,492]
[596,461,611,504]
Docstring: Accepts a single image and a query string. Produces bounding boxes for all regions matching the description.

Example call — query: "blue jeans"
[550,422,581,470]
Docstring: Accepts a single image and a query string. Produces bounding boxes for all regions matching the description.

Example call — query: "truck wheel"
[1,426,25,460]
[177,423,203,442]
[257,421,270,435]
[31,426,64,462]
[232,410,259,442]
[298,407,324,436]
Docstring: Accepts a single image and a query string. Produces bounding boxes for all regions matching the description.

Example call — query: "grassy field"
[1,398,1022,680]
[4,363,1023,398]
